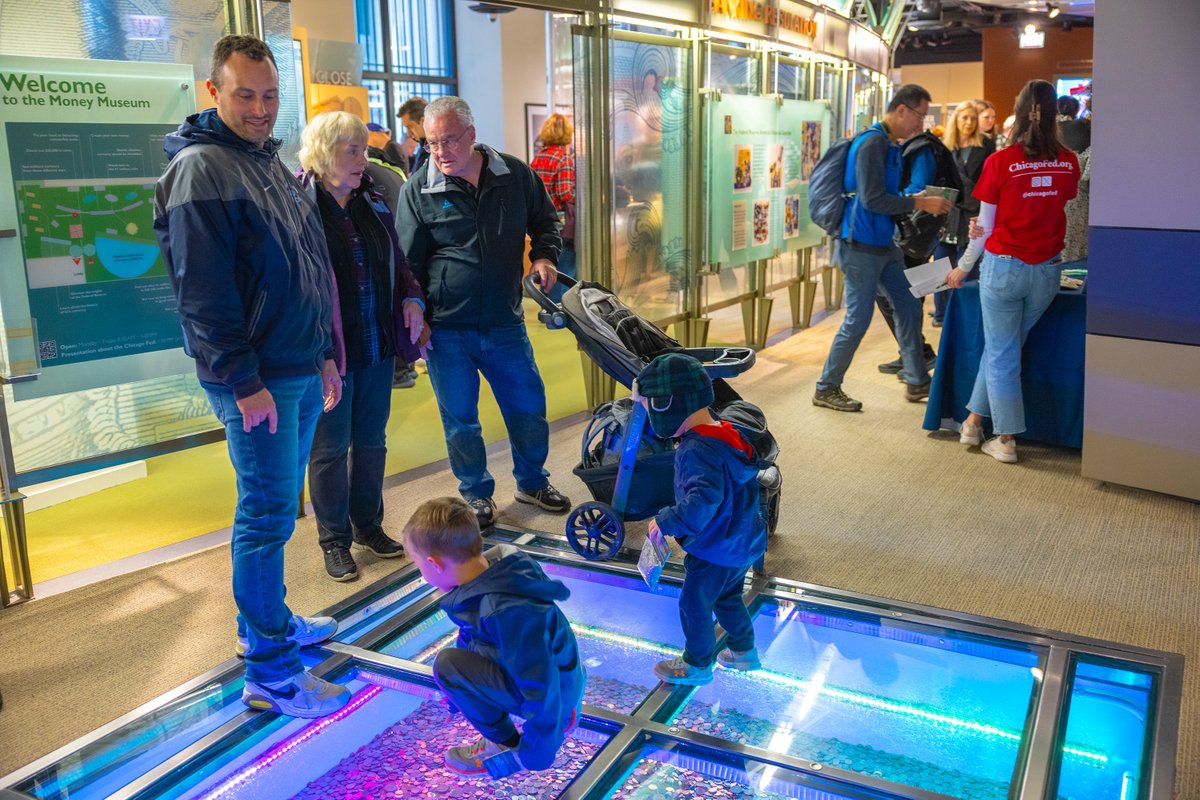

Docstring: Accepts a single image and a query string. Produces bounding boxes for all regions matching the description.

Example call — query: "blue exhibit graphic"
[7,121,182,367]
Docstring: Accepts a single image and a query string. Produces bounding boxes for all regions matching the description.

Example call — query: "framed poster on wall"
[525,103,573,161]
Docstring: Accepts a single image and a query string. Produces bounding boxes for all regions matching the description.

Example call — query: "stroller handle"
[523,271,578,314]
[676,346,757,379]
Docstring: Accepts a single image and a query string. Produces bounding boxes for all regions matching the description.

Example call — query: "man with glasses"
[396,97,570,528]
[813,84,953,412]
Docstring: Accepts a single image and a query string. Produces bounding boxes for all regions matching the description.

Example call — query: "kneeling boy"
[636,353,767,685]
[402,498,585,778]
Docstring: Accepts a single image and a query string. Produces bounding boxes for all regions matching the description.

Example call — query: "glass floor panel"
[1,537,1181,800]
[370,561,689,714]
[669,598,1043,799]
[166,666,613,800]
[1053,657,1156,800]
[604,736,911,800]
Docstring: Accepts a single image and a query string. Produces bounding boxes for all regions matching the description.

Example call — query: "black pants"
[876,253,935,360]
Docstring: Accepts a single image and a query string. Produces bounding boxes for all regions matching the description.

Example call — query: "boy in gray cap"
[634,353,767,685]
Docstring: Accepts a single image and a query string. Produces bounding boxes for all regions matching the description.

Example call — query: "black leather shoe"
[353,528,404,558]
[468,497,497,528]
[323,545,359,582]
[905,381,931,402]
[515,485,571,514]
[877,357,903,374]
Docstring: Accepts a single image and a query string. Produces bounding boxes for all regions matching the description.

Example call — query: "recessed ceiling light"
[1024,22,1037,34]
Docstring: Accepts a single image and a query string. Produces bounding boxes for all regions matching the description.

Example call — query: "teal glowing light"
[569,623,1110,767]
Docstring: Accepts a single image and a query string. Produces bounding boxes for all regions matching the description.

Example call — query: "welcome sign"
[0,55,195,400]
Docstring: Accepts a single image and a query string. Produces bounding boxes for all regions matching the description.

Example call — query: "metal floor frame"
[1,525,1184,800]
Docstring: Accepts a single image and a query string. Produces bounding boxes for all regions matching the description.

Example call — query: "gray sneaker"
[236,613,338,657]
[444,736,521,777]
[813,387,863,412]
[716,647,762,671]
[242,670,350,718]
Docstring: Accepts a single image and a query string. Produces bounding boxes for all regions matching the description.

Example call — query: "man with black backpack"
[810,85,952,412]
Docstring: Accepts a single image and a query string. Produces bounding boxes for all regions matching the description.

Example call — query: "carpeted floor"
[1,302,1196,797]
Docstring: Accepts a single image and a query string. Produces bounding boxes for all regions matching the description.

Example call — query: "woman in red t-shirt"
[945,80,1080,463]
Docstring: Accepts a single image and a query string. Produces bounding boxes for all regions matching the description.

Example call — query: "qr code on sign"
[39,339,58,361]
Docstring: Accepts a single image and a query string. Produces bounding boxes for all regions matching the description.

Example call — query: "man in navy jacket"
[154,35,347,718]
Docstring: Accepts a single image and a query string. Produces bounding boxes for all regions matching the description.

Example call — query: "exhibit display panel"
[2,541,1180,800]
[705,94,832,272]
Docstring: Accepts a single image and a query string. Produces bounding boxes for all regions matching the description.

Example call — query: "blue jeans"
[967,251,1063,435]
[932,241,972,323]
[680,554,756,668]
[818,242,928,389]
[425,324,550,501]
[549,244,576,303]
[203,374,323,685]
[309,356,394,549]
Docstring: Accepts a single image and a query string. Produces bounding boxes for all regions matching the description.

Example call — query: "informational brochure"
[905,256,955,298]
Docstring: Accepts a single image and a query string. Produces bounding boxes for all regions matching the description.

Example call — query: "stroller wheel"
[766,490,781,536]
[565,501,625,561]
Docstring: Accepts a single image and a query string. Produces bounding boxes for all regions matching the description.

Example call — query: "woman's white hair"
[424,96,474,129]
[298,111,367,178]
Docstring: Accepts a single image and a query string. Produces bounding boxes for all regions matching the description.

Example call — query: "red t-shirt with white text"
[973,145,1080,265]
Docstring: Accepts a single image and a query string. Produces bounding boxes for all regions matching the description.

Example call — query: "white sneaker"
[960,421,983,446]
[236,614,338,657]
[242,670,351,718]
[981,436,1018,463]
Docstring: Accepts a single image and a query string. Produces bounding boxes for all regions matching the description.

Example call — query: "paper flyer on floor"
[905,257,954,298]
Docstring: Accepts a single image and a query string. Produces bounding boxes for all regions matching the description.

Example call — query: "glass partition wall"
[572,12,879,359]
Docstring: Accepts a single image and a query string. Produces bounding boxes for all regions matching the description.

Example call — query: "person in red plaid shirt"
[530,114,576,301]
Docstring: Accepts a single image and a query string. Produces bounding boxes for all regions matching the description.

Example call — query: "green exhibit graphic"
[16,179,165,288]
[706,95,833,270]
[6,121,182,369]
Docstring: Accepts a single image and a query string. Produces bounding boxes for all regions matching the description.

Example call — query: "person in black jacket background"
[299,111,428,581]
[396,97,571,528]
[930,103,995,326]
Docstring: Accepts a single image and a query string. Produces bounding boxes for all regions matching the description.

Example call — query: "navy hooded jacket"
[655,429,767,568]
[154,109,335,399]
[438,545,584,770]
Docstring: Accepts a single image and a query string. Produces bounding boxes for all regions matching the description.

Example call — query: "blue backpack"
[807,128,883,240]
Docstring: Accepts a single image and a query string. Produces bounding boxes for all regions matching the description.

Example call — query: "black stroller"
[525,274,782,562]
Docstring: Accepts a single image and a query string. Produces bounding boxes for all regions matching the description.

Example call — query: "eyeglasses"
[425,130,469,152]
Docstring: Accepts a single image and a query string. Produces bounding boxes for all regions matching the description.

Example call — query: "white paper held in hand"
[905,256,955,298]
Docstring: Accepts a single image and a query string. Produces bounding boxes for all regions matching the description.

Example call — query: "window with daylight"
[356,0,456,130]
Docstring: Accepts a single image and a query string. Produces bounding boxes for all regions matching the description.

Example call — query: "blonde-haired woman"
[530,113,576,300]
[971,98,998,141]
[298,111,428,581]
[931,103,995,325]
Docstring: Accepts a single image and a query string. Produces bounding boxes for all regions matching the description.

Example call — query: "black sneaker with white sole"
[515,485,571,514]
[352,527,404,558]
[468,497,497,528]
[322,545,359,581]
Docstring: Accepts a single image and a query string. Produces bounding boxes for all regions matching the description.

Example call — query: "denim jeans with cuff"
[967,251,1063,435]
[203,374,323,685]
[425,324,551,501]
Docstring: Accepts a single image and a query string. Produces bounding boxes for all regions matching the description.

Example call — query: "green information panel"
[0,55,195,401]
[706,94,832,270]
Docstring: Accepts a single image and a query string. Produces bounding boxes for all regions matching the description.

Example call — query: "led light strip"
[570,623,1109,766]
[197,686,382,800]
